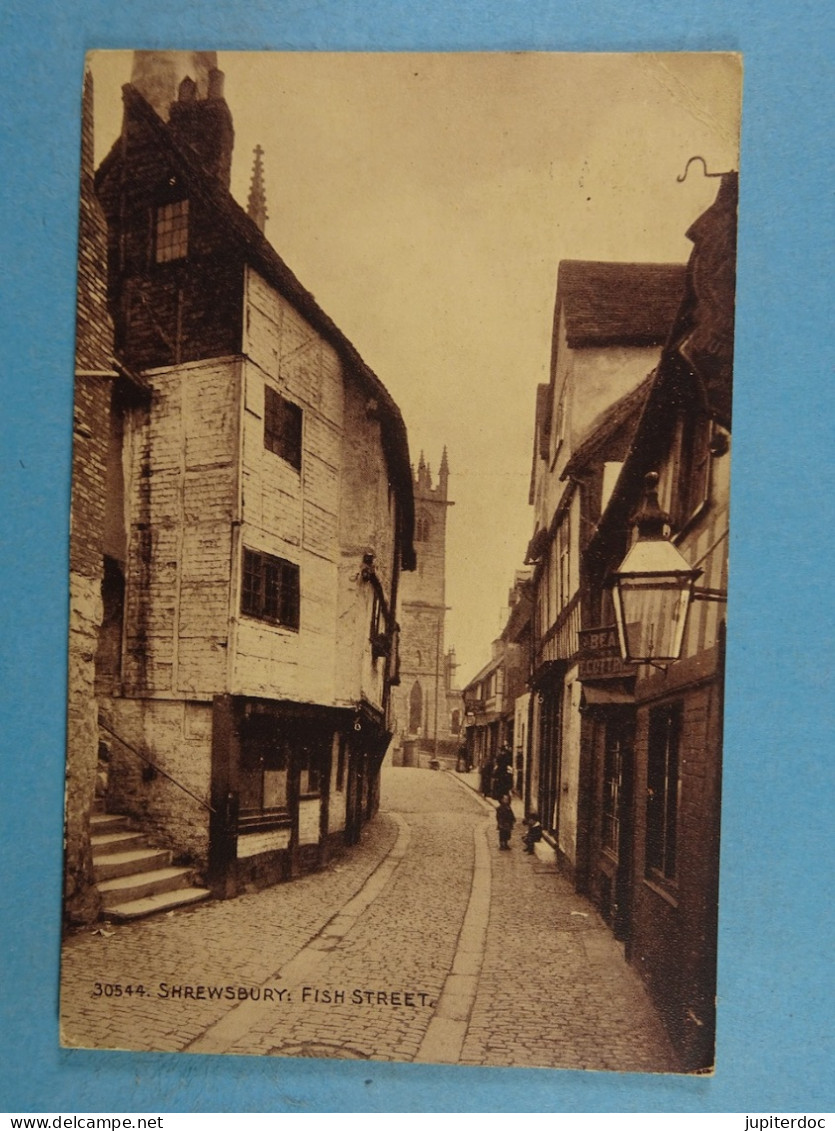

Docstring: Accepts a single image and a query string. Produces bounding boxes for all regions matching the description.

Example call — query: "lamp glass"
[612,573,695,663]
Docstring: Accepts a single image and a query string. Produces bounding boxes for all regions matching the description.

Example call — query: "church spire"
[247,144,268,233]
[438,445,449,497]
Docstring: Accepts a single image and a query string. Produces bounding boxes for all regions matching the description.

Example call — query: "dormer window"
[155,199,189,263]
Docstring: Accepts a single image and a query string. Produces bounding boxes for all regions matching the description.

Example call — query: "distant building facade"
[390,451,461,767]
[463,570,532,785]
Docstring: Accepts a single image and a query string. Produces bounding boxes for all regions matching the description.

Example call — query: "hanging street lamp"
[610,472,703,665]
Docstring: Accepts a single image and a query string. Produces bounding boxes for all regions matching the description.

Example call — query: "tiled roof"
[557,260,687,348]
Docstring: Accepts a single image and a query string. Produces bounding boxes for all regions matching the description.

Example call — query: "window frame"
[602,729,623,856]
[415,511,431,542]
[154,198,189,264]
[645,701,683,883]
[264,386,303,471]
[241,547,300,631]
[238,726,290,819]
[671,411,713,533]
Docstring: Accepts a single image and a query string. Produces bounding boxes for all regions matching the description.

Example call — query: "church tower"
[391,448,459,765]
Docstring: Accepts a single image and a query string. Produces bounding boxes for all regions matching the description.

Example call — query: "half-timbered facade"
[81,56,414,906]
[526,261,686,882]
[583,174,737,1070]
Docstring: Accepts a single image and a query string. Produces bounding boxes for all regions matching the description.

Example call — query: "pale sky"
[89,51,741,683]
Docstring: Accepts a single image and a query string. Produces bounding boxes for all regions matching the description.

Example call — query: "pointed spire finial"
[438,445,450,497]
[247,144,268,233]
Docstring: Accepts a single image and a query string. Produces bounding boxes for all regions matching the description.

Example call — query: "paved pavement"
[60,767,680,1072]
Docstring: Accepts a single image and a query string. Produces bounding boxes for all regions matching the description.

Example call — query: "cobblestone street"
[60,767,680,1073]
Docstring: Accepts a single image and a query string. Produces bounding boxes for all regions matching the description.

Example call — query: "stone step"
[90,813,131,835]
[94,847,173,882]
[91,830,148,856]
[104,886,212,922]
[97,865,197,908]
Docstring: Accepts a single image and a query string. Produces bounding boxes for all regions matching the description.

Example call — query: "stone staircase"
[92,812,212,922]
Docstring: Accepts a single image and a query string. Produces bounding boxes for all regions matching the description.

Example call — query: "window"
[242,548,300,630]
[558,523,571,610]
[646,702,682,881]
[415,511,431,542]
[264,386,303,470]
[239,725,289,815]
[299,763,323,796]
[602,722,631,856]
[155,199,189,263]
[671,412,712,530]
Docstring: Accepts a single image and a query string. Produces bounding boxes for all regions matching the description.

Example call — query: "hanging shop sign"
[578,626,634,681]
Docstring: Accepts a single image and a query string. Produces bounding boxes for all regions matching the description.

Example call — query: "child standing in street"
[496,794,515,850]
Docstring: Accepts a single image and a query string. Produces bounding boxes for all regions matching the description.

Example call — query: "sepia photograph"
[60,49,741,1075]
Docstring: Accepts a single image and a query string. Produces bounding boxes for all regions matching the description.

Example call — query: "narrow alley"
[61,768,679,1073]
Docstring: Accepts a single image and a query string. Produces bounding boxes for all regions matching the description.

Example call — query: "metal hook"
[677,155,725,183]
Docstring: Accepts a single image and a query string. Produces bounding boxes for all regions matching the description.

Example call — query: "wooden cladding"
[264,386,303,471]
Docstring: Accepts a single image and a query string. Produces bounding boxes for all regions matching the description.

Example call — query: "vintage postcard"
[61,50,741,1073]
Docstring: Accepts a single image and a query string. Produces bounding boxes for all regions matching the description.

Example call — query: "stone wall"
[64,70,117,925]
[105,697,213,869]
[65,574,104,923]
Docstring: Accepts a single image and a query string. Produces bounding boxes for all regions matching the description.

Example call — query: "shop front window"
[239,722,289,817]
[602,731,623,856]
[646,701,682,881]
[298,737,329,797]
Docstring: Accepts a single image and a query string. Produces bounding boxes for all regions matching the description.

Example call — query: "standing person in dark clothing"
[496,794,516,850]
[493,743,514,800]
[480,756,494,797]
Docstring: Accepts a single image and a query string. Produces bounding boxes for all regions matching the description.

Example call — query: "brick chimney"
[130,51,234,192]
[168,67,235,192]
[76,69,114,372]
[130,50,217,119]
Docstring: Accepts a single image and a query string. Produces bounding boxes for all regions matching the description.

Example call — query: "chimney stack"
[167,65,234,192]
[130,51,234,192]
[130,51,217,120]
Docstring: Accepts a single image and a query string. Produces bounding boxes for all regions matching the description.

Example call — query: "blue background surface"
[1,0,832,1114]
